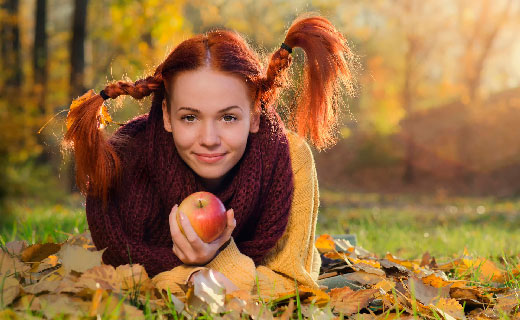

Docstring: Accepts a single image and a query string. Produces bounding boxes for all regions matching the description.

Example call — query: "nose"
[200,120,220,147]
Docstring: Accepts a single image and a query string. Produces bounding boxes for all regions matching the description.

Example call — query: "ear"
[249,110,260,133]
[162,99,173,132]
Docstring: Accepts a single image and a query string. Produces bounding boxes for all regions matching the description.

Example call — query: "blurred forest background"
[1,0,520,222]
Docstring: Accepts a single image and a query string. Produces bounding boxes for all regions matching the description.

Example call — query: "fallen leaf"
[433,297,465,319]
[373,279,396,293]
[116,263,154,292]
[280,298,295,320]
[329,286,378,316]
[191,269,227,313]
[38,293,90,319]
[385,253,422,271]
[5,240,28,256]
[0,273,20,308]
[408,276,450,305]
[11,293,41,312]
[77,264,122,292]
[57,243,105,274]
[0,250,31,276]
[316,234,336,253]
[21,243,61,263]
[344,271,385,285]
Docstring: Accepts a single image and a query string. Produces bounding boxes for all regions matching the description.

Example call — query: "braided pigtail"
[263,13,359,151]
[62,75,162,209]
[258,43,293,111]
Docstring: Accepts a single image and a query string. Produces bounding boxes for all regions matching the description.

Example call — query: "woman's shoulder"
[111,114,148,140]
[285,129,315,173]
[106,114,149,164]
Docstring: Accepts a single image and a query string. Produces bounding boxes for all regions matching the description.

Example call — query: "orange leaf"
[315,234,335,253]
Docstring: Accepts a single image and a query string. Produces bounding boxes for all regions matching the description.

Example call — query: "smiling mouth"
[195,153,226,163]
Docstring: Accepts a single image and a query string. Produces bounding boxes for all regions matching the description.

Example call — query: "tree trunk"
[1,0,22,90]
[0,0,22,213]
[34,0,50,166]
[67,0,89,193]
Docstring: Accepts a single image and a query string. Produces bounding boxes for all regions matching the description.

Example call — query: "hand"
[169,204,236,265]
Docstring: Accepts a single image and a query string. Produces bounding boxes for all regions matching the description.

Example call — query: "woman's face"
[162,66,260,190]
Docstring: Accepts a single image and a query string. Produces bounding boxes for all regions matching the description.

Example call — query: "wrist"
[218,237,232,254]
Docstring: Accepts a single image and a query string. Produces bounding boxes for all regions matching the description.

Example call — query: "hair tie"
[99,90,110,100]
[280,42,292,54]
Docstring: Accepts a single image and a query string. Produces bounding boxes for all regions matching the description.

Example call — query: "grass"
[2,189,520,318]
[317,189,520,260]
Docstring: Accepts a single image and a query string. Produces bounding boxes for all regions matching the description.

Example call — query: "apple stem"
[198,199,202,208]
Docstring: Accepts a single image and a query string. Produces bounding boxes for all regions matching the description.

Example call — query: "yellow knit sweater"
[151,129,321,301]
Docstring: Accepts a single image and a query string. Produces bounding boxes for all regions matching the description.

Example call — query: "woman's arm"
[152,130,321,299]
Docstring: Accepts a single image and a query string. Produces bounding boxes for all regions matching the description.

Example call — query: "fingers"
[169,205,192,254]
[172,243,186,261]
[226,208,236,236]
[178,209,204,250]
[212,209,236,247]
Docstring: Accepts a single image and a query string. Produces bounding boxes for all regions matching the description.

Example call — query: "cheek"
[171,128,196,151]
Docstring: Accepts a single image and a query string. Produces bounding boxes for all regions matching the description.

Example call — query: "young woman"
[63,13,357,301]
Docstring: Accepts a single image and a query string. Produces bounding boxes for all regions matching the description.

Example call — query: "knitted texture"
[85,100,294,278]
[152,129,322,302]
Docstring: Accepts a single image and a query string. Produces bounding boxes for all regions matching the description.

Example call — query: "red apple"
[176,191,227,243]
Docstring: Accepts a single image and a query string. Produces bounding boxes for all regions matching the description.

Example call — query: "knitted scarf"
[85,97,295,278]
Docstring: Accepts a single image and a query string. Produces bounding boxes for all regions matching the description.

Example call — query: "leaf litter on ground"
[1,232,520,319]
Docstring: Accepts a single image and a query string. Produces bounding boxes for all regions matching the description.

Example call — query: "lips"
[195,153,226,157]
[195,152,227,164]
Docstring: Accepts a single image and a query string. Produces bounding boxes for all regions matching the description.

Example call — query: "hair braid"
[103,75,163,100]
[259,47,293,110]
[63,75,164,210]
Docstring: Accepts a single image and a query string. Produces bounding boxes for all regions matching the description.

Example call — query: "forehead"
[170,68,251,112]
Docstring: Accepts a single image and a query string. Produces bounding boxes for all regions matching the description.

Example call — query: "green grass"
[317,189,520,261]
[2,189,520,318]
[0,193,87,246]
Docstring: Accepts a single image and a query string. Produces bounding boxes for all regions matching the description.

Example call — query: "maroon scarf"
[86,96,295,278]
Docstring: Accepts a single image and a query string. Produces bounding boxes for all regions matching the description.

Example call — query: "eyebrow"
[177,106,242,113]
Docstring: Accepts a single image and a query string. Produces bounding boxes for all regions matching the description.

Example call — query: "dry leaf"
[0,274,20,308]
[21,243,61,264]
[1,250,31,276]
[5,240,28,256]
[329,286,378,316]
[385,253,421,270]
[280,298,295,320]
[373,279,396,293]
[57,243,105,274]
[315,234,336,253]
[116,263,154,292]
[408,276,450,305]
[11,293,41,312]
[77,264,122,292]
[38,293,90,319]
[191,269,227,313]
[344,271,385,285]
[434,297,465,319]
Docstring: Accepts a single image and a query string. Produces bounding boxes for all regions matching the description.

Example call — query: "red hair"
[63,13,358,208]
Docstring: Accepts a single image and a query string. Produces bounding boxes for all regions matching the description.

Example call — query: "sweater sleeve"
[151,130,321,300]
[86,166,183,279]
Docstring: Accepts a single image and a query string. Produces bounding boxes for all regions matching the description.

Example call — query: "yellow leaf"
[315,234,335,253]
[385,253,421,270]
